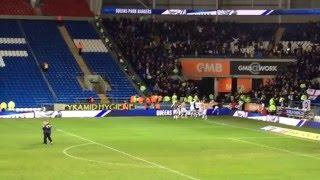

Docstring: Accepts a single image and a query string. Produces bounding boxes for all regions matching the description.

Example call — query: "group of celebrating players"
[171,100,208,120]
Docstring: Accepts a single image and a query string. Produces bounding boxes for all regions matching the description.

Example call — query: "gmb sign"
[65,103,134,111]
[231,61,287,75]
[180,58,230,79]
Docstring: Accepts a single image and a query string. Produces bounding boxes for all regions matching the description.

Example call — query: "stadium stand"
[254,23,320,104]
[103,18,278,97]
[64,21,138,102]
[104,18,320,104]
[41,0,93,17]
[0,20,53,107]
[1,18,318,107]
[0,0,34,15]
[21,20,97,104]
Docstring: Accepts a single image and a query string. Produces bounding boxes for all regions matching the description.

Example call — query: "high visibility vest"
[300,83,306,89]
[164,96,170,102]
[269,105,276,112]
[187,96,193,103]
[7,101,15,110]
[269,98,275,106]
[279,97,284,103]
[140,85,146,92]
[172,95,177,103]
[0,102,7,110]
[301,95,307,101]
[209,94,214,100]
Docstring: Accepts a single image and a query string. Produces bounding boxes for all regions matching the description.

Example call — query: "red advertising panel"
[180,58,230,79]
[237,78,252,92]
[218,78,232,92]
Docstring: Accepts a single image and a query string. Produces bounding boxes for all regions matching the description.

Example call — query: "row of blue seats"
[21,20,98,104]
[64,21,98,39]
[0,20,23,37]
[0,53,54,107]
[0,20,108,107]
[0,20,52,107]
[0,19,149,107]
[64,21,137,101]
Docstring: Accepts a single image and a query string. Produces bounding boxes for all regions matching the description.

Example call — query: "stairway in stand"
[58,25,109,103]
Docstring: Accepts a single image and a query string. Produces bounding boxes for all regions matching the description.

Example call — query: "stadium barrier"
[54,103,135,111]
[2,106,319,130]
[0,107,232,118]
[232,110,320,129]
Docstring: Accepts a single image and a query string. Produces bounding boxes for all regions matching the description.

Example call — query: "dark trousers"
[43,133,52,144]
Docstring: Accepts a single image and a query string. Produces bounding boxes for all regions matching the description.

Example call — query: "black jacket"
[42,125,52,134]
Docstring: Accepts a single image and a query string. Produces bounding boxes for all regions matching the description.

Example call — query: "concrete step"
[58,25,92,75]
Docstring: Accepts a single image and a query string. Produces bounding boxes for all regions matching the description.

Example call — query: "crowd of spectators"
[251,50,320,106]
[105,17,320,105]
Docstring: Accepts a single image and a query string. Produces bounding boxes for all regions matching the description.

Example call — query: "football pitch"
[1,116,320,180]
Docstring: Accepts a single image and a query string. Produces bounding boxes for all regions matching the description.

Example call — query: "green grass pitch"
[1,116,320,180]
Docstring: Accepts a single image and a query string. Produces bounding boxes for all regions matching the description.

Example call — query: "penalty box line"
[57,129,200,180]
[229,138,320,160]
[202,119,320,144]
[202,119,320,160]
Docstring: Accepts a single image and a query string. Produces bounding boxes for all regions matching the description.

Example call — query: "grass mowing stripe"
[57,129,200,180]
[229,138,320,160]
[203,118,320,160]
[202,119,320,144]
[62,143,153,168]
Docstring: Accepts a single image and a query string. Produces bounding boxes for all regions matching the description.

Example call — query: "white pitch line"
[229,138,320,160]
[202,119,263,132]
[236,137,285,139]
[57,129,199,180]
[63,143,154,168]
[193,137,284,140]
[202,119,320,144]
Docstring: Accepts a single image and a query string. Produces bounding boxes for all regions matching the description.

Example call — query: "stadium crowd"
[105,18,320,107]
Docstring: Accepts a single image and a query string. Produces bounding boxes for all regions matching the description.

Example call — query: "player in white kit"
[201,102,208,120]
[180,101,187,118]
[189,100,196,117]
[197,101,204,117]
[171,101,179,119]
[195,100,201,117]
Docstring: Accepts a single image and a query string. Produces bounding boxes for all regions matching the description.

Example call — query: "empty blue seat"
[0,20,53,107]
[65,21,137,102]
[21,20,98,104]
